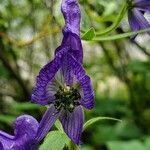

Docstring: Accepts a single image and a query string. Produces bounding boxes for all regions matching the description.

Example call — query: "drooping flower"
[0,115,39,150]
[31,0,95,144]
[128,0,150,39]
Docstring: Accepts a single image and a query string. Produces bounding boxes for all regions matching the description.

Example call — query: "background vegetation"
[0,0,150,149]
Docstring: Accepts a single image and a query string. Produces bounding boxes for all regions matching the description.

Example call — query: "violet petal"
[128,9,140,32]
[0,142,3,149]
[0,115,39,150]
[61,0,81,36]
[59,106,84,144]
[135,0,150,6]
[61,32,83,63]
[135,0,150,11]
[69,55,95,109]
[132,9,150,35]
[35,105,60,143]
[31,51,65,105]
[55,33,83,86]
[128,9,150,33]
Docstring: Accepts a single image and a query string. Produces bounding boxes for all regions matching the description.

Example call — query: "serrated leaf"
[84,117,122,130]
[81,27,95,40]
[40,131,70,150]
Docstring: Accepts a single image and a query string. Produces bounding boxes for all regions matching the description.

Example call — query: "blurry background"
[0,0,150,149]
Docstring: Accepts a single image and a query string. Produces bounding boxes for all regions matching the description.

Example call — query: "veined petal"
[0,115,39,149]
[134,0,150,11]
[128,9,140,32]
[0,142,3,149]
[61,0,81,36]
[135,0,150,6]
[69,55,95,109]
[14,115,39,139]
[79,76,95,109]
[62,54,74,85]
[59,106,84,144]
[62,32,83,63]
[128,8,150,39]
[54,33,83,86]
[136,6,150,12]
[55,32,83,63]
[132,9,150,35]
[31,51,64,105]
[0,131,14,149]
[35,105,61,143]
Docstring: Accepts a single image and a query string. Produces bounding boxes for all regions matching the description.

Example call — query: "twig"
[133,41,150,58]
[0,40,30,99]
[0,28,60,48]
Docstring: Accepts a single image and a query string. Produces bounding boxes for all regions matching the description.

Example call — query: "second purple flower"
[128,0,150,39]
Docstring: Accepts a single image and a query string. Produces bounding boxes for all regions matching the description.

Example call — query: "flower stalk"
[96,1,128,36]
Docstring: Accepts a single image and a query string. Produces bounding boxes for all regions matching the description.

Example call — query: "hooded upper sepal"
[0,115,39,150]
[61,0,81,36]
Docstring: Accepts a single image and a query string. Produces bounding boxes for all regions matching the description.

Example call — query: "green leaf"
[81,27,95,40]
[92,28,150,41]
[144,137,150,150]
[107,140,146,150]
[54,120,63,132]
[0,115,15,124]
[12,102,39,110]
[84,117,122,130]
[40,131,70,150]
[127,60,150,73]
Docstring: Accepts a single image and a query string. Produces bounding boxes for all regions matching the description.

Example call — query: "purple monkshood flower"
[128,0,150,39]
[0,115,39,150]
[31,0,95,144]
[32,50,94,145]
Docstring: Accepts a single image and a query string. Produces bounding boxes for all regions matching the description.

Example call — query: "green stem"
[92,28,150,41]
[96,1,128,36]
[69,141,79,150]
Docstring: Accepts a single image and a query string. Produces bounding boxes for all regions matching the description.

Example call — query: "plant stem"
[96,1,128,36]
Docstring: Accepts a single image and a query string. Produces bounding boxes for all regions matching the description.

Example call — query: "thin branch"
[0,41,30,99]
[133,41,150,58]
[0,28,60,48]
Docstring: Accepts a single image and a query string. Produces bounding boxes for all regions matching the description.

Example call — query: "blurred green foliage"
[0,0,150,149]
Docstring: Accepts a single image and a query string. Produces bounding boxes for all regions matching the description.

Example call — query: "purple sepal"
[135,0,150,11]
[128,8,150,39]
[61,32,83,63]
[31,50,65,105]
[0,115,39,150]
[35,105,60,143]
[61,0,81,36]
[59,106,84,145]
[55,32,83,63]
[69,55,95,109]
[55,32,83,86]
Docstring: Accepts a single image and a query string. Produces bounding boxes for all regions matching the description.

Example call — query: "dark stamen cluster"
[54,86,81,112]
[127,0,135,9]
